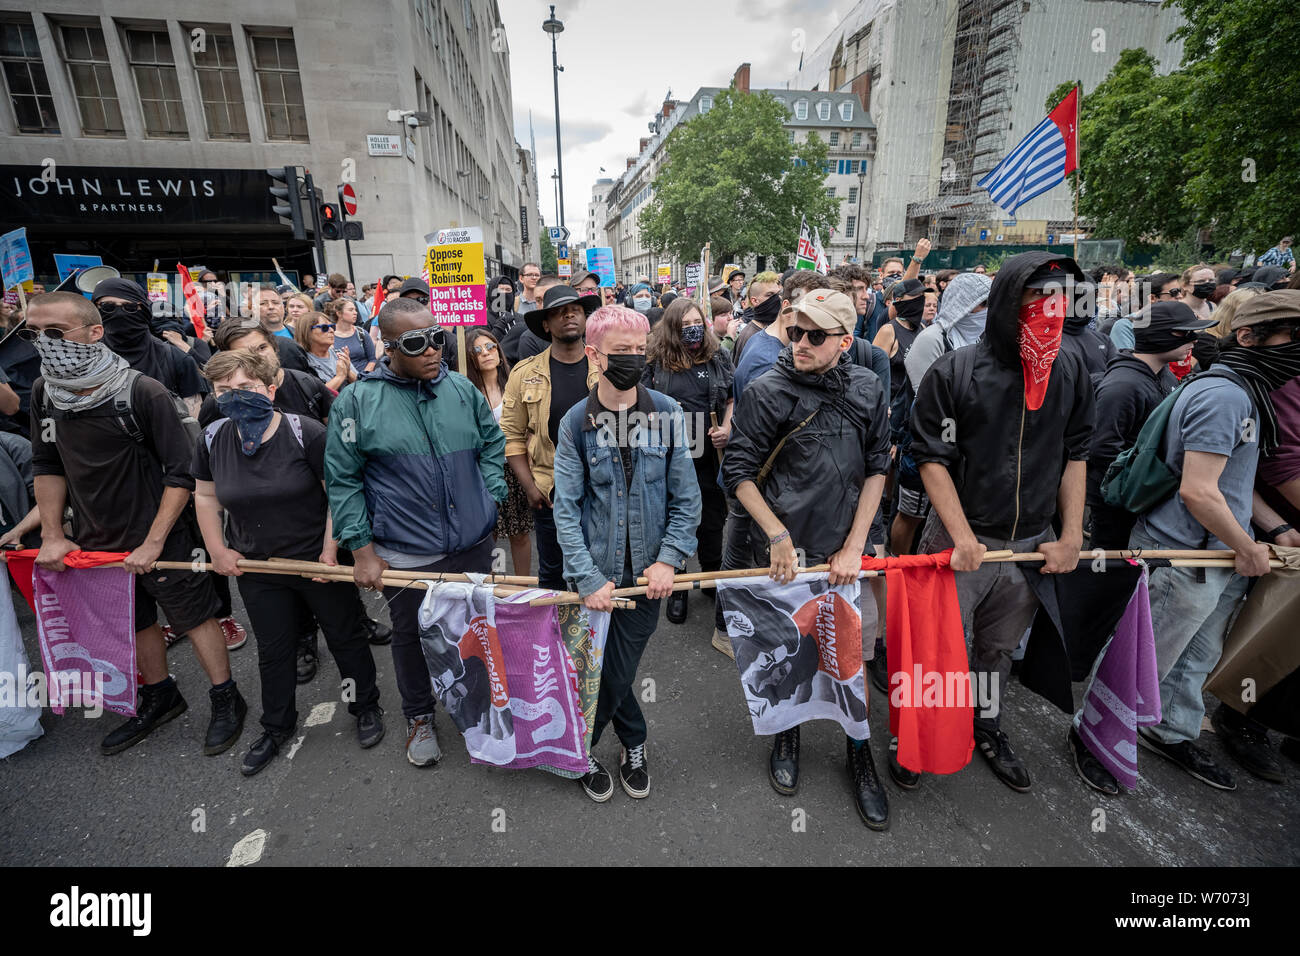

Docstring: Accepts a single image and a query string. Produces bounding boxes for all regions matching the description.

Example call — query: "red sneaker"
[219,617,247,651]
[161,624,182,648]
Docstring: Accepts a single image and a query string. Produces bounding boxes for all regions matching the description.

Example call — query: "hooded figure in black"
[908,251,1095,792]
[91,278,206,405]
[486,274,520,342]
[1060,279,1116,395]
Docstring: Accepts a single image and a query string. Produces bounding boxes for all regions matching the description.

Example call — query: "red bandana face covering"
[1018,292,1068,410]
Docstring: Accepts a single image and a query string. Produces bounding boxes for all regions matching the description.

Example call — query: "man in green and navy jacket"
[325,298,507,767]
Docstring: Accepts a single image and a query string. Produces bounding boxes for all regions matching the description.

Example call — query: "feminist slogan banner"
[717,574,868,739]
[6,551,137,717]
[417,584,610,776]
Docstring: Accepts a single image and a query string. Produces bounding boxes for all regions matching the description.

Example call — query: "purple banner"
[33,565,136,716]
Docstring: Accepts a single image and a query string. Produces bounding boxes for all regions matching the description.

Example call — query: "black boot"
[101,680,188,755]
[204,682,247,756]
[867,639,888,694]
[296,632,318,684]
[769,726,800,795]
[847,737,890,831]
[363,616,392,646]
[887,736,922,790]
[1212,703,1283,783]
[241,730,292,776]
[666,590,688,624]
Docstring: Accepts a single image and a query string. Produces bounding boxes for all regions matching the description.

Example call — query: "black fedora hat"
[526,283,599,340]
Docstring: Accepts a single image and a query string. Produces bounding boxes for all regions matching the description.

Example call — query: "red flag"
[177,262,207,339]
[861,549,974,775]
[6,549,130,612]
[1047,85,1079,177]
[371,277,385,318]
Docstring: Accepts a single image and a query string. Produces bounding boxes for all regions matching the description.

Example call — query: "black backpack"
[36,369,200,447]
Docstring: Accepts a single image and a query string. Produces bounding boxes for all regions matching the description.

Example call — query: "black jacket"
[1061,313,1116,395]
[911,251,1096,540]
[1085,353,1178,506]
[722,347,890,562]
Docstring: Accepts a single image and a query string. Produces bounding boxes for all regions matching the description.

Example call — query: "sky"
[497,0,847,243]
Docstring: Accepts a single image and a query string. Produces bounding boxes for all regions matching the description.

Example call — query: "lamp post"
[543,6,566,229]
[551,170,560,227]
[854,166,866,262]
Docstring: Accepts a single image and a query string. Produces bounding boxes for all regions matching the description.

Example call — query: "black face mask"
[100,305,152,349]
[752,294,782,323]
[894,295,925,321]
[602,353,645,391]
[1191,281,1216,300]
[1134,329,1194,355]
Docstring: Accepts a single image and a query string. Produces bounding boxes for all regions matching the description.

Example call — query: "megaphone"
[52,264,120,295]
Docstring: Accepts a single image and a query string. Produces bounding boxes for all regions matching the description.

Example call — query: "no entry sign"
[341,183,358,216]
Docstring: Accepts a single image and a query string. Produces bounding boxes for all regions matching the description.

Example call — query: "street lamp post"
[551,170,560,227]
[854,167,866,262]
[543,6,566,229]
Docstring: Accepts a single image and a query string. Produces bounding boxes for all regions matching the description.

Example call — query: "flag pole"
[1072,84,1081,262]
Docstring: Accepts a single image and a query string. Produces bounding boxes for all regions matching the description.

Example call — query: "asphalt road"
[2,561,1298,867]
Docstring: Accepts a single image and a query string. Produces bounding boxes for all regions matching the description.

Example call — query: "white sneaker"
[405,714,441,766]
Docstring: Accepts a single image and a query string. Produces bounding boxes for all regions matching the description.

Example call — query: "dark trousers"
[384,534,495,719]
[237,572,380,736]
[696,468,726,574]
[212,572,232,619]
[533,505,565,590]
[591,565,662,749]
[1088,501,1137,551]
[715,495,753,630]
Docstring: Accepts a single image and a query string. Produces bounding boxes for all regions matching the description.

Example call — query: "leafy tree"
[637,88,841,265]
[1045,51,1197,253]
[539,230,558,273]
[1170,0,1300,251]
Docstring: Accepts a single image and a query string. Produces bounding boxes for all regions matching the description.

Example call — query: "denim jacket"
[553,384,702,597]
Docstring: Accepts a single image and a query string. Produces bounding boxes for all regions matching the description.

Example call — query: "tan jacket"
[500,345,601,499]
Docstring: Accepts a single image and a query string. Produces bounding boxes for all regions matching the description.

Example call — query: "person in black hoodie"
[910,251,1095,794]
[1086,301,1217,549]
[1060,279,1117,394]
[486,274,520,342]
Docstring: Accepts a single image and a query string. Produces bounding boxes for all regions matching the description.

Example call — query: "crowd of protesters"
[4,238,1299,827]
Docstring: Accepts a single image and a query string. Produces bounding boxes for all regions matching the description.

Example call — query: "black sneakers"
[204,682,247,755]
[296,633,318,684]
[665,591,688,624]
[974,725,1032,792]
[580,755,614,802]
[363,617,392,646]
[241,730,290,776]
[101,680,188,755]
[620,743,650,798]
[357,707,385,749]
[1137,729,1236,790]
[846,737,890,831]
[1067,725,1120,795]
[867,640,889,695]
[887,736,922,790]
[769,726,800,795]
[1211,704,1283,783]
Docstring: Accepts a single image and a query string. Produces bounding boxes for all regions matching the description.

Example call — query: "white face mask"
[632,297,652,312]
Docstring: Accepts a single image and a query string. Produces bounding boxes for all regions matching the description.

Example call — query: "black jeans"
[591,565,662,750]
[695,466,726,574]
[533,505,565,590]
[384,534,495,719]
[1088,501,1137,551]
[237,572,380,736]
[715,495,754,631]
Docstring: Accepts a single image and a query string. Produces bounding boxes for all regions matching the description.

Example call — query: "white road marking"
[305,702,336,726]
[285,735,306,760]
[226,829,267,867]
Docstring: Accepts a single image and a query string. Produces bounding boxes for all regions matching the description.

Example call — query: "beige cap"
[784,289,855,333]
[1232,289,1300,329]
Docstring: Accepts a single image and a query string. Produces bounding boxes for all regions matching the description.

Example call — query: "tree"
[1170,0,1300,251]
[637,89,841,266]
[539,230,558,273]
[1045,51,1198,253]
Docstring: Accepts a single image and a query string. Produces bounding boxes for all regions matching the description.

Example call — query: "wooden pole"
[1072,84,1081,263]
[456,325,467,376]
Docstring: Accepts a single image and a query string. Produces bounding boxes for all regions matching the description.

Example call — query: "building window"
[852,131,862,147]
[846,215,856,238]
[125,28,187,138]
[192,29,248,141]
[794,98,807,121]
[699,94,712,113]
[1,18,59,133]
[816,99,831,121]
[848,186,858,204]
[825,187,836,199]
[58,23,124,136]
[787,129,795,143]
[829,131,839,146]
[250,32,307,141]
[839,100,854,122]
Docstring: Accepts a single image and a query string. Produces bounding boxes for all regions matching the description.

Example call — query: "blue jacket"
[324,359,507,557]
[553,384,702,597]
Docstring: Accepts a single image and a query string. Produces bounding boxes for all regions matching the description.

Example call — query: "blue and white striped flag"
[978,87,1078,215]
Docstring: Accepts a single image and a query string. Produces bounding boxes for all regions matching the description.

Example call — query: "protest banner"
[146,273,169,305]
[656,264,672,287]
[583,247,616,287]
[0,227,34,289]
[424,226,487,374]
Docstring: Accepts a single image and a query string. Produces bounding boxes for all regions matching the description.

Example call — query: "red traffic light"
[321,204,338,222]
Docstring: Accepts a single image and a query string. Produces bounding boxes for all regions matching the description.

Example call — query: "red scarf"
[1168,354,1195,381]
[1018,293,1068,410]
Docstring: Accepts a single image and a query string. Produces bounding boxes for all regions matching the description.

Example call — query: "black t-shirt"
[30,374,197,551]
[197,368,334,427]
[0,334,41,437]
[596,396,635,559]
[192,414,329,561]
[548,355,590,447]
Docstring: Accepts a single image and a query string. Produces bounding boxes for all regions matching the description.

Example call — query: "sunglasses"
[788,325,842,347]
[883,272,904,280]
[311,323,336,333]
[385,326,446,355]
[471,342,498,355]
[17,323,96,342]
[97,301,144,316]
[1161,289,1185,299]
[406,293,430,306]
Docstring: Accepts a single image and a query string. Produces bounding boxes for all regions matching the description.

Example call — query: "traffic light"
[319,203,342,240]
[342,221,364,241]
[267,166,305,240]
